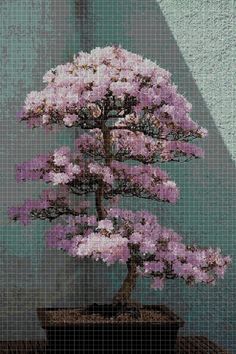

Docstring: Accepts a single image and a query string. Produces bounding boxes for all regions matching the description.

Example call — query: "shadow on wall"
[75,0,96,51]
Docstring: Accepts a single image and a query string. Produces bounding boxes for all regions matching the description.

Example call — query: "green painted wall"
[0,0,235,351]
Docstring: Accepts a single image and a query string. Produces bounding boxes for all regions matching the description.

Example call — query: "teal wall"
[0,0,235,351]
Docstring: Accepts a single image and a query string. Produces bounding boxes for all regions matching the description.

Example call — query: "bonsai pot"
[37,304,184,353]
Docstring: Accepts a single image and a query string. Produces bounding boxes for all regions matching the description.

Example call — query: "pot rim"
[37,304,185,329]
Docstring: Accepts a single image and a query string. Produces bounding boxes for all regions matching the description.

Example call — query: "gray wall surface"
[0,0,235,351]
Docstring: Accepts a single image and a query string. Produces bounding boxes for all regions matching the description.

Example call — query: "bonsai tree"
[9,46,230,312]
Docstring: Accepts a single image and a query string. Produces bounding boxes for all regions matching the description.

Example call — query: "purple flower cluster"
[16,154,50,182]
[76,129,204,164]
[43,208,231,286]
[161,140,204,161]
[15,144,178,204]
[8,186,69,225]
[19,46,206,141]
[110,161,179,203]
[9,199,50,226]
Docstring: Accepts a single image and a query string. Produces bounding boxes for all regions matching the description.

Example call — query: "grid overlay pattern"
[0,0,235,352]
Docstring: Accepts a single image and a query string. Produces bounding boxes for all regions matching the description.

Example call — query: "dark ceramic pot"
[37,304,184,353]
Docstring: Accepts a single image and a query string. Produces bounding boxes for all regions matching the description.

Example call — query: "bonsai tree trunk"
[96,124,139,306]
[112,258,138,305]
[95,181,106,220]
[95,124,112,220]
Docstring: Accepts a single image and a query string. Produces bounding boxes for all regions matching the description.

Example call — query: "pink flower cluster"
[15,147,112,188]
[76,233,130,264]
[19,46,206,142]
[8,186,69,225]
[88,162,113,185]
[76,129,204,164]
[43,209,231,287]
[16,154,50,182]
[110,161,179,203]
[107,209,231,288]
[9,198,50,226]
[76,131,104,157]
[161,140,204,161]
[15,144,179,203]
[115,112,208,141]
